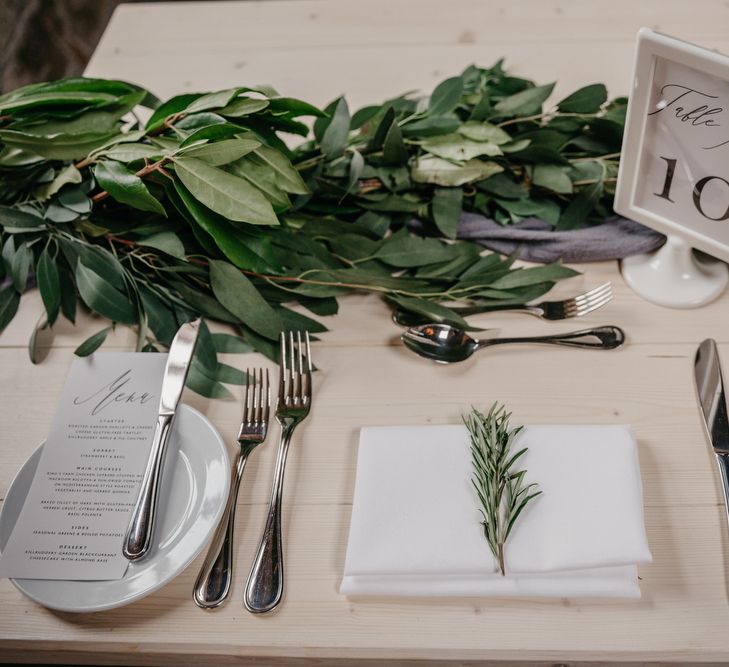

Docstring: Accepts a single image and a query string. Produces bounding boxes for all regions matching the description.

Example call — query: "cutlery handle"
[123,413,173,561]
[244,426,293,613]
[480,325,625,350]
[716,453,729,534]
[193,451,248,609]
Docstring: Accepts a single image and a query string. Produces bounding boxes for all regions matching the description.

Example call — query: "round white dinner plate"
[0,404,229,612]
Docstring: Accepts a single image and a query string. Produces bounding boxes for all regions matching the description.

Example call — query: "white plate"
[0,404,229,612]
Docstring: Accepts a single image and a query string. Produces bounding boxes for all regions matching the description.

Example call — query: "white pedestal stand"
[621,236,728,308]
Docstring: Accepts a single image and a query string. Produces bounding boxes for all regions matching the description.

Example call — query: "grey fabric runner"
[453,213,665,263]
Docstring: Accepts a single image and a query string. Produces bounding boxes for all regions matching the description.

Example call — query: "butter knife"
[123,318,201,561]
[694,338,729,534]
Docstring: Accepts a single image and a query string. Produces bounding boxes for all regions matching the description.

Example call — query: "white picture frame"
[614,28,729,307]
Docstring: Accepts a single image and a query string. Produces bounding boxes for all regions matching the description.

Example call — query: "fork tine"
[572,282,612,304]
[243,367,251,423]
[563,293,611,317]
[252,366,259,423]
[263,368,270,423]
[574,293,613,315]
[278,332,287,405]
[304,331,312,400]
[296,331,304,402]
[256,368,263,424]
[572,290,613,310]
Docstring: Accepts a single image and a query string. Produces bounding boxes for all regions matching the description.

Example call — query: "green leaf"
[401,115,460,137]
[227,156,291,210]
[28,314,49,364]
[58,187,91,214]
[185,87,244,114]
[137,231,186,258]
[428,77,463,115]
[211,332,253,353]
[33,164,82,201]
[185,359,233,399]
[389,294,471,330]
[169,279,238,323]
[345,150,365,196]
[219,97,270,117]
[0,146,45,167]
[0,90,118,114]
[180,138,260,166]
[557,83,607,113]
[137,284,178,346]
[211,362,248,385]
[375,233,455,268]
[431,187,463,239]
[494,83,554,116]
[58,264,77,324]
[489,263,579,289]
[320,97,350,158]
[531,164,573,194]
[74,326,112,357]
[267,96,324,117]
[382,122,408,165]
[96,143,163,162]
[171,180,276,271]
[0,285,20,333]
[420,133,502,161]
[458,121,512,144]
[75,261,137,324]
[556,181,603,231]
[195,319,218,371]
[11,242,31,292]
[0,129,117,160]
[477,173,527,200]
[37,247,61,325]
[0,206,46,232]
[209,259,283,339]
[411,156,503,186]
[252,145,308,195]
[146,93,202,132]
[173,156,278,225]
[94,161,167,216]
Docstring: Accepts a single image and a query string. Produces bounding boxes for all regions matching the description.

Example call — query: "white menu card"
[0,353,166,580]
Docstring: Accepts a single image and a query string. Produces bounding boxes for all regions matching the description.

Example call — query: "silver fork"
[393,282,613,326]
[193,368,270,609]
[244,331,312,614]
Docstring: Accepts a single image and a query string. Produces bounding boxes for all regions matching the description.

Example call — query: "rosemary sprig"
[466,403,542,576]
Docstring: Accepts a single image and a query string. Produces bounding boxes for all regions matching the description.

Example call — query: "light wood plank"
[3,1,729,664]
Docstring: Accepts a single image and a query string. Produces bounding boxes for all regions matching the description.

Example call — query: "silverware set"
[398,282,626,363]
[194,331,312,613]
[192,285,618,609]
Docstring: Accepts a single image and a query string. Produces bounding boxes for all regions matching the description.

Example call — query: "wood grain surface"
[3,1,729,664]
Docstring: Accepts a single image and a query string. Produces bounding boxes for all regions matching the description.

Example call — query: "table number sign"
[615,28,729,307]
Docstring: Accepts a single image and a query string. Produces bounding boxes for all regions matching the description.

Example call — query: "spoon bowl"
[401,323,625,363]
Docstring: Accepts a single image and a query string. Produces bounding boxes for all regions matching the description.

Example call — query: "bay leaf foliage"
[0,63,612,397]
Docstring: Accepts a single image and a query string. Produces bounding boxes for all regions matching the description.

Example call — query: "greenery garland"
[0,62,623,397]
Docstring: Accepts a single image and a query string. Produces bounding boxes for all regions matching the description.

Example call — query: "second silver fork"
[244,331,312,614]
[393,282,613,326]
[193,368,270,609]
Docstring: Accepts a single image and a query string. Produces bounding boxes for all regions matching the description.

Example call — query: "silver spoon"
[401,323,625,363]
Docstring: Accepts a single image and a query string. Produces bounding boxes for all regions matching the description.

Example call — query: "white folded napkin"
[341,424,651,599]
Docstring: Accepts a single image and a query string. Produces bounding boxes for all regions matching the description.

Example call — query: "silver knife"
[123,318,201,561]
[694,338,729,535]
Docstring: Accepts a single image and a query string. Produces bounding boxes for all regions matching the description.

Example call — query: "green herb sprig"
[467,403,542,576]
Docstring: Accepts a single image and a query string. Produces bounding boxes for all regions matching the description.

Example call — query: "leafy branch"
[0,63,622,398]
[466,403,542,576]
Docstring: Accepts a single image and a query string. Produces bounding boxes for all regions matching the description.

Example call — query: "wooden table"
[2,1,729,664]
